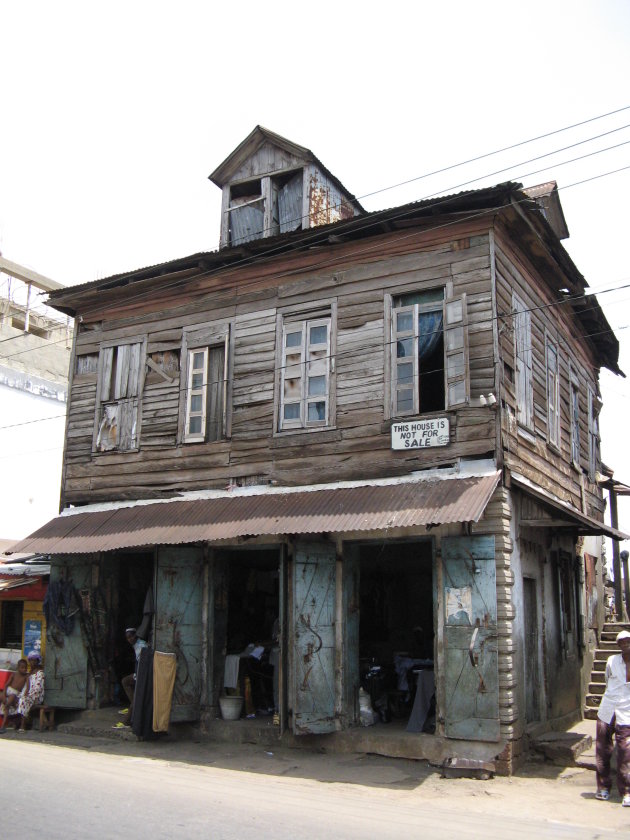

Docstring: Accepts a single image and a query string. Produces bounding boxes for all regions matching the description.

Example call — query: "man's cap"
[27,651,41,661]
[616,630,630,643]
[125,627,137,635]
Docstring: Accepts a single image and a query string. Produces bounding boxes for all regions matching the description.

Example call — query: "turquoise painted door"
[442,536,499,742]
[155,546,203,722]
[44,557,92,708]
[292,543,336,734]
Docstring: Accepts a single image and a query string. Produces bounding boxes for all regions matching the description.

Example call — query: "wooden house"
[10,127,626,772]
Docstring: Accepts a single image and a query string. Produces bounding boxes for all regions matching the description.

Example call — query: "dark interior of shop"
[359,540,435,731]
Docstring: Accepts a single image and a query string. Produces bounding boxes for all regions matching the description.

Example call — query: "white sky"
[1,1,630,550]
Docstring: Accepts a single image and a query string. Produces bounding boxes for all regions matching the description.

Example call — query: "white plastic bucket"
[219,695,243,720]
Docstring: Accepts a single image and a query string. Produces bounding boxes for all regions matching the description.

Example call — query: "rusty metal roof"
[7,472,502,555]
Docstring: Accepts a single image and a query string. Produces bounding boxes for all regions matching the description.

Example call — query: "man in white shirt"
[596,629,630,805]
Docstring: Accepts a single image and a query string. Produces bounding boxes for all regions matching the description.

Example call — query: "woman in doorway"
[596,629,630,805]
[16,651,45,732]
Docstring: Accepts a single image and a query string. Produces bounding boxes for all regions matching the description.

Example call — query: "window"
[546,338,560,448]
[183,341,228,443]
[279,317,331,430]
[226,171,303,246]
[588,385,600,481]
[390,289,468,416]
[95,341,144,451]
[570,371,580,467]
[513,294,533,429]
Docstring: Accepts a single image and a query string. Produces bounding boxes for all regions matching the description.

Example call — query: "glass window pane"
[284,403,300,420]
[284,377,301,398]
[308,401,326,422]
[192,372,204,389]
[286,331,302,348]
[397,362,413,385]
[446,326,464,352]
[192,351,205,370]
[396,337,413,358]
[308,375,326,396]
[188,416,202,435]
[396,389,413,413]
[396,311,413,333]
[309,325,327,345]
[448,351,465,379]
[190,394,202,413]
[448,381,466,405]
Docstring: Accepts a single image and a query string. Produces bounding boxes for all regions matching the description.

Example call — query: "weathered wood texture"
[62,224,499,504]
[493,227,604,519]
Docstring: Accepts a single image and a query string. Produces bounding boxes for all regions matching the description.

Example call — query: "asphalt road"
[1,737,627,839]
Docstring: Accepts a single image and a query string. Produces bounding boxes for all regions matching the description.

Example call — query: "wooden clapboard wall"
[493,223,604,520]
[61,220,500,505]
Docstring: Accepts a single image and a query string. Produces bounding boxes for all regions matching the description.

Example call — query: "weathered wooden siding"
[493,227,604,520]
[61,223,499,505]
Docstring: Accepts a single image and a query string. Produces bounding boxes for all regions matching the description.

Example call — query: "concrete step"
[584,707,599,720]
[531,731,593,766]
[588,682,605,695]
[586,694,602,707]
[590,671,606,682]
[592,660,606,671]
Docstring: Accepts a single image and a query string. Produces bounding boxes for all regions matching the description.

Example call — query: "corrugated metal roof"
[8,472,501,555]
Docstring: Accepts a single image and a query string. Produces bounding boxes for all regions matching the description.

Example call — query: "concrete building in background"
[0,256,72,539]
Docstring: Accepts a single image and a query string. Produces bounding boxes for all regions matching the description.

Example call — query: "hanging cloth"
[153,651,177,732]
[417,309,443,360]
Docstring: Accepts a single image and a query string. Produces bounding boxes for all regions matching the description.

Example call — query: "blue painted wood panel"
[442,536,500,742]
[155,546,203,722]
[293,542,336,734]
[44,557,91,708]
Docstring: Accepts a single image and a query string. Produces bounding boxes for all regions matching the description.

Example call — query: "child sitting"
[0,658,29,731]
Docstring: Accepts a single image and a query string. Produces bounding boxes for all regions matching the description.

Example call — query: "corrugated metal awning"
[7,472,501,555]
[0,575,42,592]
[510,472,629,540]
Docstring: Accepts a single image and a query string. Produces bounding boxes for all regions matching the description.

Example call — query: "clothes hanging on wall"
[153,651,176,732]
[131,646,156,740]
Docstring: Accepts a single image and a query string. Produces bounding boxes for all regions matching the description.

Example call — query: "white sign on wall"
[391,417,450,449]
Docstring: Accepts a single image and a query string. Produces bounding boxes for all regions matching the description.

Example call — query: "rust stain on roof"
[9,473,502,555]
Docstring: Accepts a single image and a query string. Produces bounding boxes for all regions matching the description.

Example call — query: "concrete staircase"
[584,621,630,720]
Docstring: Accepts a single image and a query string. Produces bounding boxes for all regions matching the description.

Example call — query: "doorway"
[217,549,281,720]
[523,576,541,723]
[357,540,435,732]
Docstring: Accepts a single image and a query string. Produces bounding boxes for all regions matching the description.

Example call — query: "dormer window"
[226,171,303,246]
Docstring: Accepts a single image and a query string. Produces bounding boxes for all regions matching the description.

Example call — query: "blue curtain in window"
[418,310,443,360]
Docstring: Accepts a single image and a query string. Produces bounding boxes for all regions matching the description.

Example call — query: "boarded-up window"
[75,353,98,376]
[280,318,331,430]
[391,289,468,416]
[513,293,533,429]
[96,342,143,451]
[184,342,227,443]
[546,338,560,448]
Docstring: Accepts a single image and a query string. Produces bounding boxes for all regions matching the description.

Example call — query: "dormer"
[210,126,364,249]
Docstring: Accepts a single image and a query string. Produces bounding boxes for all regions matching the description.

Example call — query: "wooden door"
[155,546,203,721]
[442,536,500,741]
[292,542,336,734]
[44,557,92,708]
[523,577,541,723]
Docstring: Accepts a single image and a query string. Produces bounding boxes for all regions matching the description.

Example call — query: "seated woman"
[0,658,29,731]
[16,651,45,732]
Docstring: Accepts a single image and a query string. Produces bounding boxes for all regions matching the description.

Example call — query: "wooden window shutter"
[443,293,469,409]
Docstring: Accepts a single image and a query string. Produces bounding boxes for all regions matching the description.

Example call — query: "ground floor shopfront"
[11,470,617,774]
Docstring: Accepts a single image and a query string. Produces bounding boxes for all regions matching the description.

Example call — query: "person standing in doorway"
[114,628,147,729]
[596,629,630,805]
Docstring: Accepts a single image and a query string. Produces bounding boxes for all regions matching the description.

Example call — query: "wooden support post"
[610,489,623,621]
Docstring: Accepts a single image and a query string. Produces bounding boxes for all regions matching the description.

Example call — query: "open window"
[390,289,469,417]
[180,324,232,443]
[94,340,145,452]
[226,171,303,246]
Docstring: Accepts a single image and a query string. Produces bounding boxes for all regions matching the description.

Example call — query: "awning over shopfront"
[7,470,502,555]
[511,472,629,540]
